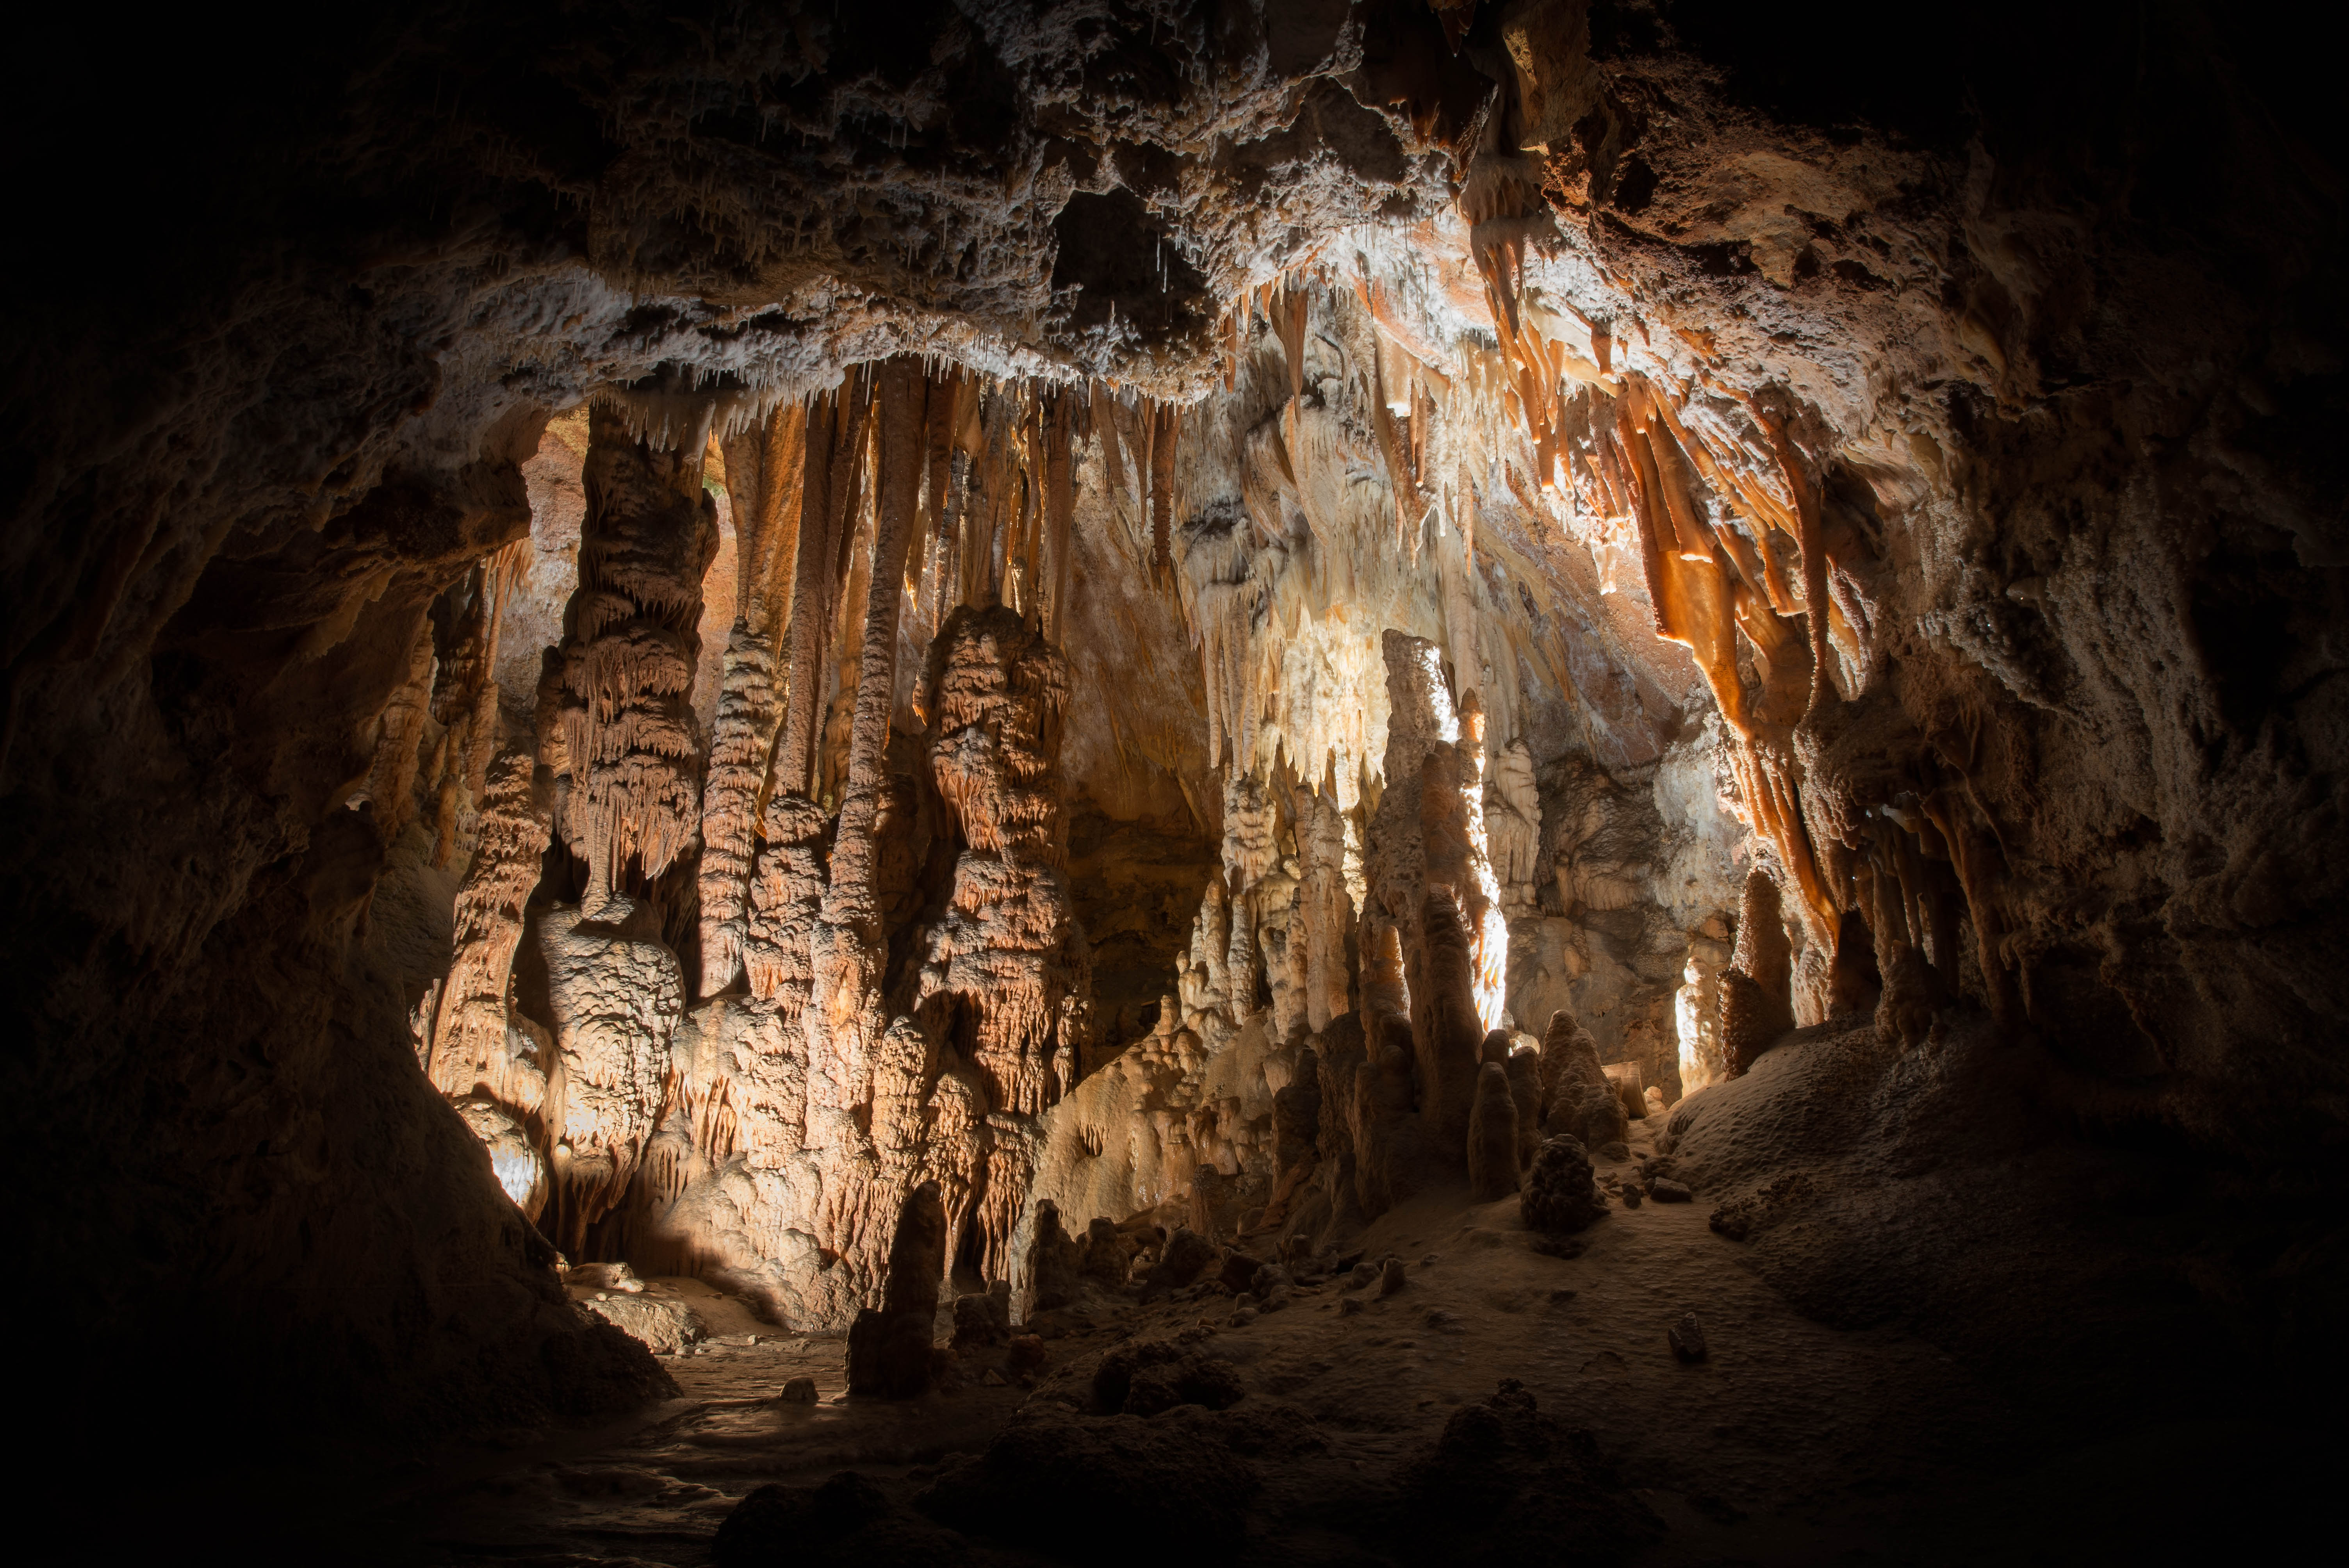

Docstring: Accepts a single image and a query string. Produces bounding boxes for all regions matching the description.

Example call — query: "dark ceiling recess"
[1049,187,1210,360]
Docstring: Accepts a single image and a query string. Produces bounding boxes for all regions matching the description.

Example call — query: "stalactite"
[1045,392,1076,643]
[816,358,930,1001]
[773,377,873,805]
[818,462,874,808]
[695,404,807,998]
[554,403,721,911]
[1487,738,1542,915]
[424,545,522,868]
[367,625,436,841]
[1149,400,1178,583]
[1298,784,1356,1034]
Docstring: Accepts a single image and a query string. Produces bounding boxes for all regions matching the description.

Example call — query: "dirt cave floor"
[262,1109,2332,1567]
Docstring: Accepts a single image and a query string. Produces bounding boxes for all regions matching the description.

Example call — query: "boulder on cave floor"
[564,1271,767,1356]
[575,1291,706,1355]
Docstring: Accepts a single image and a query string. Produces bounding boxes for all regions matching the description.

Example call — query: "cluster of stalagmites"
[1021,611,1674,1294]
[408,359,1125,1327]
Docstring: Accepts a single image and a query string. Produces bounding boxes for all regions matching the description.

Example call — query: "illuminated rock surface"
[4,0,2343,1556]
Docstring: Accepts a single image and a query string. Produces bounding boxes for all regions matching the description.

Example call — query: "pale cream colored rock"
[577,1290,706,1355]
[1487,738,1544,917]
[540,897,685,1249]
[456,1098,548,1217]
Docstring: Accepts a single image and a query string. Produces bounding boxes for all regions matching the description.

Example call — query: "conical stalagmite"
[877,1178,948,1399]
[1539,1007,1626,1151]
[1468,1061,1521,1201]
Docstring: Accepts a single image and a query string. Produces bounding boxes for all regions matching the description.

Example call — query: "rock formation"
[8,3,2342,1512]
[554,404,720,915]
[1025,1200,1083,1313]
[855,1178,947,1400]
[1467,1061,1522,1201]
[1521,1136,1604,1237]
[539,898,686,1252]
[1539,1007,1627,1151]
[695,402,805,999]
[1504,1045,1543,1167]
[424,749,554,1212]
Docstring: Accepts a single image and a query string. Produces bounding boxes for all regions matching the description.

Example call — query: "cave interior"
[5,1,2346,1562]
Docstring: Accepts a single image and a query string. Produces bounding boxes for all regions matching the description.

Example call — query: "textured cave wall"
[2,0,2343,1464]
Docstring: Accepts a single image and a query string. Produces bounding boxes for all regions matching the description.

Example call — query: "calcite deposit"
[7,5,2344,1554]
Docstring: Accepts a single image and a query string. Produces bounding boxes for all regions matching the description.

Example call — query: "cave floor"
[311,1122,2315,1564]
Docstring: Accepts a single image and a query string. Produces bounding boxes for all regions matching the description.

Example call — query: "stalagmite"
[1027,1199,1083,1311]
[864,1178,948,1398]
[1718,969,1778,1078]
[1538,1007,1625,1151]
[1467,1061,1521,1201]
[1733,868,1795,1002]
[1080,1217,1130,1286]
[540,897,686,1251]
[909,602,1093,1280]
[695,631,779,998]
[425,750,554,1203]
[1520,1136,1603,1237]
[1504,1045,1543,1167]
[1876,943,1938,1051]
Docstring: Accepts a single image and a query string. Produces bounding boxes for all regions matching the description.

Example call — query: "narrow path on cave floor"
[311,1120,2221,1567]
